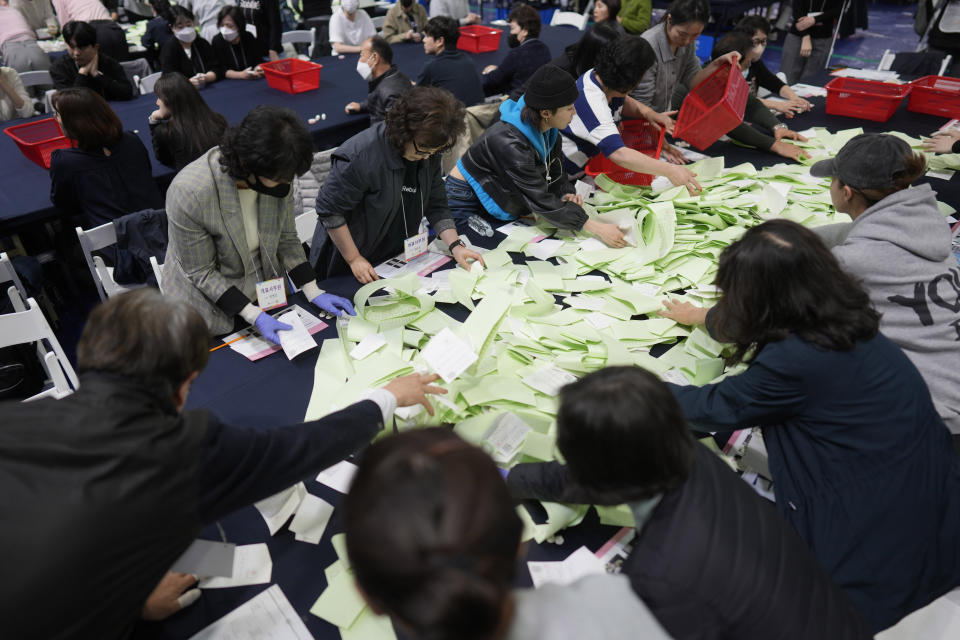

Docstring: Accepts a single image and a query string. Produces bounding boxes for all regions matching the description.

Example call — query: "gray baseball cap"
[809,133,912,190]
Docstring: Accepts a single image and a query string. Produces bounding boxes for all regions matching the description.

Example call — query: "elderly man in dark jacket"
[344,35,411,123]
[507,366,873,640]
[447,64,627,247]
[0,289,444,640]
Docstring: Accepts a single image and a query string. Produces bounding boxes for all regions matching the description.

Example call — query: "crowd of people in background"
[1,0,960,638]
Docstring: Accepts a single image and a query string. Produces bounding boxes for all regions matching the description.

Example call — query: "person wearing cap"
[446,65,627,246]
[809,133,960,443]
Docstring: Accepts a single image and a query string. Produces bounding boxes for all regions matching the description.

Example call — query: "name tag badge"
[403,231,429,262]
[256,277,287,310]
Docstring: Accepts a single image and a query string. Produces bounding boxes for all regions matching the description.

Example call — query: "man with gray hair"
[0,289,446,639]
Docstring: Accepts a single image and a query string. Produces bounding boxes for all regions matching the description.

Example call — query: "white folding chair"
[281,27,316,58]
[18,70,53,89]
[76,223,148,301]
[295,211,319,247]
[139,71,162,95]
[119,58,151,88]
[878,49,953,76]
[1,289,79,400]
[149,255,164,294]
[371,15,386,30]
[0,252,28,303]
[549,10,588,30]
[44,88,56,114]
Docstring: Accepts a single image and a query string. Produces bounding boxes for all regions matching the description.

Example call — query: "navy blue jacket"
[669,333,960,632]
[482,37,551,96]
[417,49,484,107]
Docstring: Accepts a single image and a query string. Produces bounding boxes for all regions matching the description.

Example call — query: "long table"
[0,26,582,234]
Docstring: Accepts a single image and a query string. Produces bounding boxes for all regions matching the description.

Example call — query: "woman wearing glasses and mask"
[164,105,356,345]
[310,86,483,284]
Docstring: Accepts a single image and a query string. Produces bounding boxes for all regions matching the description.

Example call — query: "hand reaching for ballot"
[659,299,708,326]
[384,373,447,416]
[142,572,200,621]
[583,219,627,248]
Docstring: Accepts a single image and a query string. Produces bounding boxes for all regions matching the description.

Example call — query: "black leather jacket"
[359,65,412,123]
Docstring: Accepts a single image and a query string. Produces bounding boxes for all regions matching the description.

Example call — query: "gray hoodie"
[815,183,960,434]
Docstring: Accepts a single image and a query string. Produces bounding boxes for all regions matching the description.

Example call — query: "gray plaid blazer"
[162,148,310,336]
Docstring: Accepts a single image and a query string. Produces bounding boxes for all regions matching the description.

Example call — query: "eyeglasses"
[752,37,768,47]
[412,138,450,157]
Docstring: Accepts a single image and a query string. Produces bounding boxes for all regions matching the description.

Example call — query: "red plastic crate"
[824,77,910,122]
[674,61,749,151]
[908,75,960,118]
[584,120,665,185]
[261,59,322,94]
[457,25,502,54]
[4,118,71,169]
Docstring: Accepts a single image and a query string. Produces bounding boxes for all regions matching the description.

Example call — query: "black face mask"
[401,0,413,7]
[508,33,521,48]
[247,175,291,198]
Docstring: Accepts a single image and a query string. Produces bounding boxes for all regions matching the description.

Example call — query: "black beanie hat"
[524,64,579,110]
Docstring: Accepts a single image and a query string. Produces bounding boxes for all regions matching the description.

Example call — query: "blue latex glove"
[254,312,292,345]
[498,467,509,481]
[311,292,356,317]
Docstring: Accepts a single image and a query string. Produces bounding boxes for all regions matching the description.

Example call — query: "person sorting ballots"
[0,289,446,640]
[310,86,483,283]
[163,105,355,345]
[447,64,628,247]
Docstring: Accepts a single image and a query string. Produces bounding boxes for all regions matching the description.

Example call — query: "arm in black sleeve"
[789,0,812,35]
[752,59,786,94]
[727,123,775,150]
[507,461,603,504]
[483,49,518,96]
[197,400,384,521]
[150,120,176,169]
[744,93,781,131]
[97,56,135,101]
[267,0,283,53]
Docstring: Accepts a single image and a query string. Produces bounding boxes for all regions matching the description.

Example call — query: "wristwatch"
[448,239,466,253]
[773,123,788,131]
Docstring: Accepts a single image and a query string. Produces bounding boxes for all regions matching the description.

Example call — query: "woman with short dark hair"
[592,0,624,34]
[211,5,264,80]
[149,72,227,170]
[310,86,482,283]
[49,87,162,229]
[344,427,673,640]
[159,5,224,88]
[660,219,960,632]
[163,105,356,342]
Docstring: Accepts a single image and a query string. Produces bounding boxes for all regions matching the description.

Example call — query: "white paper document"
[527,546,606,588]
[522,365,578,396]
[349,333,387,360]
[482,412,532,464]
[316,460,358,493]
[579,237,608,252]
[199,543,272,589]
[420,327,478,383]
[584,312,612,330]
[188,584,311,640]
[289,493,335,544]
[566,295,605,311]
[254,482,307,536]
[527,238,565,261]
[276,310,318,360]
[170,539,236,578]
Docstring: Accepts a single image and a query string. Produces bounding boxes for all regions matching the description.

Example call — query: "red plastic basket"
[584,120,665,185]
[457,25,502,54]
[674,61,749,151]
[4,118,71,169]
[907,75,960,118]
[824,77,910,122]
[261,59,322,94]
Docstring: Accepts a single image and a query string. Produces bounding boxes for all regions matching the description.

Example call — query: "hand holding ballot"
[311,293,356,317]
[255,312,292,345]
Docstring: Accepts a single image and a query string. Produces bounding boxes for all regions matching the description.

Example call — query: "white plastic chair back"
[281,28,316,57]
[550,11,588,30]
[18,70,53,88]
[371,15,386,30]
[76,223,147,301]
[0,252,28,303]
[1,289,78,400]
[150,256,164,294]
[295,212,319,247]
[139,71,162,94]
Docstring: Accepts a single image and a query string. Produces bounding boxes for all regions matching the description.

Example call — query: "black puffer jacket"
[358,65,412,123]
[507,444,873,640]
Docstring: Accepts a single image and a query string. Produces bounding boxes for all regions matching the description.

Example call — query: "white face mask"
[219,26,239,41]
[356,58,372,81]
[175,27,197,43]
[342,0,358,14]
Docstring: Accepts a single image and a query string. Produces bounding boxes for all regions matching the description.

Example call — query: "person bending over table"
[560,35,700,195]
[49,20,133,100]
[733,15,812,118]
[159,6,224,89]
[345,36,411,123]
[310,86,483,283]
[381,0,427,44]
[0,288,447,640]
[592,0,625,35]
[329,0,376,55]
[506,367,873,640]
[344,427,674,640]
[50,88,161,230]
[51,0,128,61]
[481,4,551,97]
[448,64,628,247]
[630,0,739,164]
[149,72,227,171]
[428,0,480,26]
[808,134,960,440]
[659,219,960,633]
[0,0,50,73]
[11,0,60,38]
[0,66,34,121]
[211,4,264,80]
[692,32,808,163]
[164,105,355,343]
[417,16,484,108]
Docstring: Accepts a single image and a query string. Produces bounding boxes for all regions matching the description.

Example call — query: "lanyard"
[229,41,247,69]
